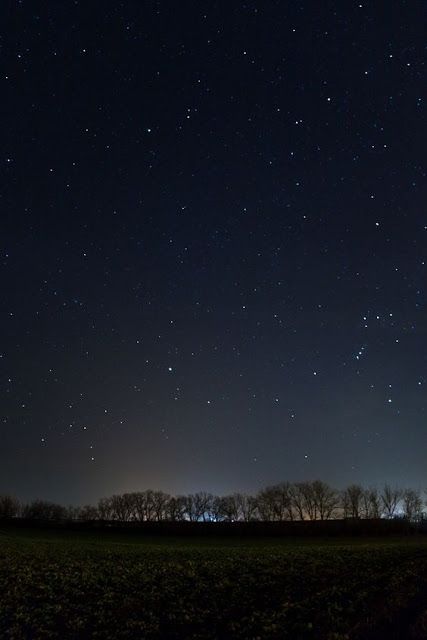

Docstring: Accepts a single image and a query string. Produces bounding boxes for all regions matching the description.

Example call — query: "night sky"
[1,2,426,505]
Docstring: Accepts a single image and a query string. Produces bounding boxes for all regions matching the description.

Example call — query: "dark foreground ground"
[1,525,427,639]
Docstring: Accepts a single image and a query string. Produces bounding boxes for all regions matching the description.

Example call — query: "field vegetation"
[1,527,427,639]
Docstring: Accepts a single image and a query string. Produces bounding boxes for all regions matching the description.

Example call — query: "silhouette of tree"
[22,500,66,520]
[402,488,423,520]
[380,484,402,518]
[342,484,365,518]
[0,494,19,519]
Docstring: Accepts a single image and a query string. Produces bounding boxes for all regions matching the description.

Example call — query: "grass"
[1,527,427,639]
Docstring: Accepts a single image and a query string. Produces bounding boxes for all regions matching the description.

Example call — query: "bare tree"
[8,480,425,526]
[129,490,169,521]
[129,491,150,521]
[110,494,133,521]
[342,484,365,518]
[210,495,224,521]
[77,504,99,520]
[166,495,187,521]
[402,488,423,521]
[256,487,278,521]
[98,497,113,520]
[22,500,66,520]
[142,490,156,521]
[0,495,20,519]
[311,480,339,520]
[0,495,17,518]
[183,492,213,521]
[361,487,381,518]
[294,482,318,520]
[289,483,306,520]
[152,491,171,521]
[380,484,402,518]
[212,495,238,521]
[234,493,258,521]
[266,483,294,521]
[65,505,80,520]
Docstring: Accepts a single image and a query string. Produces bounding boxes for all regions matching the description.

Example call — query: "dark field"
[1,527,427,639]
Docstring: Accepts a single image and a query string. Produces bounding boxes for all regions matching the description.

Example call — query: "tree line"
[0,481,426,523]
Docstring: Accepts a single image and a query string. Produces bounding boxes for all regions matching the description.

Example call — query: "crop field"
[1,528,427,639]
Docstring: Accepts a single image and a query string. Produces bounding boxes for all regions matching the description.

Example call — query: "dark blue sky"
[1,1,426,504]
